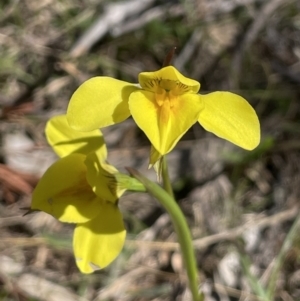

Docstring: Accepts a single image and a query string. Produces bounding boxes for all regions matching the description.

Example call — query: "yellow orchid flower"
[31,152,126,273]
[31,115,127,273]
[67,66,260,161]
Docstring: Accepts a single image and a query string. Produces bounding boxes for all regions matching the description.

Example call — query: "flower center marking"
[145,78,189,108]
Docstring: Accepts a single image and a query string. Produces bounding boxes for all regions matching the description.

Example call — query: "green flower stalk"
[128,167,203,301]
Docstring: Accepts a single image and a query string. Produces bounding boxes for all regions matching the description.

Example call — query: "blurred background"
[0,0,300,300]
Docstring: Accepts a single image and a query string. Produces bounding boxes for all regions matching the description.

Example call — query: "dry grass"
[1,0,300,300]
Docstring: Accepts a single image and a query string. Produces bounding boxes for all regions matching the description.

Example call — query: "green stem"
[161,156,175,199]
[127,167,203,301]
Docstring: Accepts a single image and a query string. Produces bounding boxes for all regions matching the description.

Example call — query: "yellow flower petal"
[85,151,125,203]
[198,92,260,150]
[139,66,200,93]
[46,115,107,158]
[67,77,139,131]
[129,91,203,155]
[31,154,102,223]
[73,203,126,273]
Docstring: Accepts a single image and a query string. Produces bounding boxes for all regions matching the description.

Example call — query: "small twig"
[126,205,299,251]
[174,29,203,71]
[95,266,175,300]
[214,283,264,301]
[70,0,155,58]
[230,0,291,88]
[0,237,46,248]
[112,4,184,38]
[0,0,19,23]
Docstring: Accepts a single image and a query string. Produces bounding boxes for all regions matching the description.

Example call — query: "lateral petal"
[74,203,126,273]
[31,154,102,223]
[198,92,260,150]
[67,77,139,131]
[46,115,107,158]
